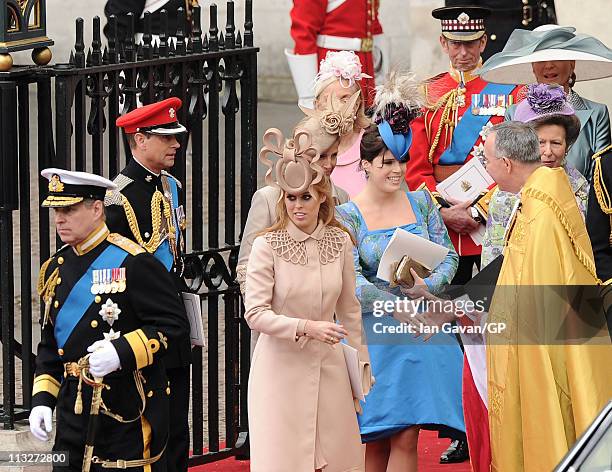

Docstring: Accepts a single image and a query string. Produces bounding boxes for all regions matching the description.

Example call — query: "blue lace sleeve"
[418,191,458,293]
[336,206,398,314]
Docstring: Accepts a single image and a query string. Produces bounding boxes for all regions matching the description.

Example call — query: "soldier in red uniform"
[406,6,520,286]
[286,0,385,108]
[405,6,520,465]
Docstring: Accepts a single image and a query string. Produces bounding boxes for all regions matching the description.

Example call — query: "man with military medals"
[29,169,188,471]
[406,6,520,287]
[105,97,192,472]
[404,5,520,464]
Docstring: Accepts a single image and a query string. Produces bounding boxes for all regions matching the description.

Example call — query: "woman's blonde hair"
[261,176,356,245]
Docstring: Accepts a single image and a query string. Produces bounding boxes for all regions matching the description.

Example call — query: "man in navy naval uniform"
[105,97,192,472]
[29,168,188,471]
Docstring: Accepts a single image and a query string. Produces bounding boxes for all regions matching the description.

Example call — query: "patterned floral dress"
[481,163,589,268]
[336,190,466,442]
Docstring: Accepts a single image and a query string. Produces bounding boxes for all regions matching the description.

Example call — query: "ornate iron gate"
[0,1,256,465]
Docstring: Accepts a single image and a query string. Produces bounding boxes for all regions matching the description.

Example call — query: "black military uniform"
[445,0,557,59]
[103,0,197,43]
[587,145,612,337]
[32,170,188,471]
[105,98,191,472]
[589,145,612,282]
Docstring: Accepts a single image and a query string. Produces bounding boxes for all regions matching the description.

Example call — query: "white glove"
[87,340,121,377]
[29,405,53,441]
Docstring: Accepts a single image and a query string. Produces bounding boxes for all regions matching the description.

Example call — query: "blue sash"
[166,177,181,243]
[54,244,128,349]
[153,176,180,272]
[439,83,515,165]
[154,240,173,271]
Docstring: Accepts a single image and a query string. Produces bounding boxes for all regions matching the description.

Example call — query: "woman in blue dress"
[337,120,465,471]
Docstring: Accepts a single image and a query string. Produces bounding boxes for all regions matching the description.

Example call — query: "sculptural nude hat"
[259,128,325,195]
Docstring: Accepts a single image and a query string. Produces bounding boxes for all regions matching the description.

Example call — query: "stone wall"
[10,0,612,110]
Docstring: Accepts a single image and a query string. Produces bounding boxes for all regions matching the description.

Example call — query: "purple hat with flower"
[513,83,575,123]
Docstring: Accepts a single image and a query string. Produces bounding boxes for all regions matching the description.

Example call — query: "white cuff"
[284,49,317,108]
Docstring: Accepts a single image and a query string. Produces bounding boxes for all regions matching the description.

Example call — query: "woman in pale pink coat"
[245,127,373,472]
[309,51,371,197]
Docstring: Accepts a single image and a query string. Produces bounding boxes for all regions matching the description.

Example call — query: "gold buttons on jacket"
[490,34,497,41]
[147,391,153,398]
[58,348,64,356]
[166,387,171,395]
[54,300,60,308]
[57,257,64,265]
[91,320,98,328]
[94,295,101,303]
[56,277,61,286]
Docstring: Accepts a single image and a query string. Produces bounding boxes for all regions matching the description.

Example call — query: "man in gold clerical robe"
[484,122,612,472]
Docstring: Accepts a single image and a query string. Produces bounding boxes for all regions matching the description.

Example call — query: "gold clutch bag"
[389,256,431,288]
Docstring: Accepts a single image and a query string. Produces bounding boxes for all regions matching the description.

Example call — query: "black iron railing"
[0,1,257,465]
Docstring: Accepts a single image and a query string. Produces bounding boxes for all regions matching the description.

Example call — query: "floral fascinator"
[372,70,424,162]
[514,83,575,123]
[299,90,363,137]
[259,128,325,195]
[314,50,372,92]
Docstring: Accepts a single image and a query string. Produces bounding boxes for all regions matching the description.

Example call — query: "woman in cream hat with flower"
[312,51,372,197]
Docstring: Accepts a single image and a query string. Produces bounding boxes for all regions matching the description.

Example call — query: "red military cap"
[116,97,187,135]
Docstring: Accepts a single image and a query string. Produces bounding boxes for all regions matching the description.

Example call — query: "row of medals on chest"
[455,88,513,117]
[91,268,126,295]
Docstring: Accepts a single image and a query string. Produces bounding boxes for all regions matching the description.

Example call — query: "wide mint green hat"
[479,25,612,84]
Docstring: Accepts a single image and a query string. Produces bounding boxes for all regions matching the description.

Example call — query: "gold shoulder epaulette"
[107,233,146,256]
[161,170,182,189]
[592,144,612,161]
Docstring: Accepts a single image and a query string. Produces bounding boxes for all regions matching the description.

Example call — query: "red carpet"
[191,430,471,471]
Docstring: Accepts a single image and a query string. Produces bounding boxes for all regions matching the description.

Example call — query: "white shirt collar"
[133,156,160,177]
